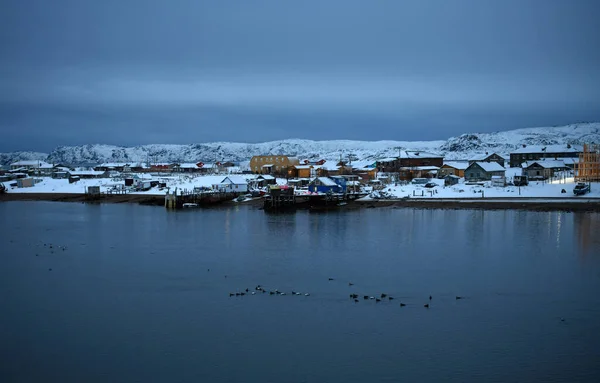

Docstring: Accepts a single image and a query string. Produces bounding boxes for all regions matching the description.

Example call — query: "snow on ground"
[3,173,600,201]
[367,177,600,200]
[1,174,260,195]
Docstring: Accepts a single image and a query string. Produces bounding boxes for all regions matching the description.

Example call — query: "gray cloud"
[1,0,599,151]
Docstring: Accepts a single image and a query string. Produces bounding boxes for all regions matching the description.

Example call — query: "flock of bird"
[228,276,465,308]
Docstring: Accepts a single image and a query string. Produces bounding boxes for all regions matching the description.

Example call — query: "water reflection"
[574,213,600,257]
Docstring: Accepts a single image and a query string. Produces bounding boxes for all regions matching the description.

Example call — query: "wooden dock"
[165,188,240,209]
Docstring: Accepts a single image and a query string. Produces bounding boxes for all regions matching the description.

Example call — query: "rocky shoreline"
[2,192,600,212]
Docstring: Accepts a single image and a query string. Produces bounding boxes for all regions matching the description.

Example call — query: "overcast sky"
[1,0,599,152]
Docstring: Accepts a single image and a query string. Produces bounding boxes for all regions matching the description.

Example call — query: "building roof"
[521,160,568,169]
[402,150,443,159]
[10,160,52,167]
[351,160,377,169]
[470,152,506,161]
[377,157,398,163]
[69,170,106,176]
[261,164,274,167]
[221,176,248,185]
[511,145,582,155]
[256,174,275,180]
[314,177,337,186]
[442,161,469,170]
[470,162,505,172]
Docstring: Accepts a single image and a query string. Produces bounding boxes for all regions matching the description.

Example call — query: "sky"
[1,0,600,152]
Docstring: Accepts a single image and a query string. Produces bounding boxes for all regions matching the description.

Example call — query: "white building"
[215,176,248,193]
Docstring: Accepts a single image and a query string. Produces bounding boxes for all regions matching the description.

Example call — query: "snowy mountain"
[1,122,598,166]
[0,151,48,167]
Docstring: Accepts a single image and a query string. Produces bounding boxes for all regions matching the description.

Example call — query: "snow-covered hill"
[1,122,598,166]
[0,151,48,167]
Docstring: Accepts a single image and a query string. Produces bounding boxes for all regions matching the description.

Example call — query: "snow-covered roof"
[470,152,505,161]
[470,162,505,172]
[10,160,52,167]
[521,160,568,169]
[321,164,341,171]
[511,145,581,154]
[351,160,377,169]
[69,170,107,176]
[256,175,275,180]
[314,177,337,186]
[561,158,579,165]
[442,161,469,170]
[179,163,200,169]
[221,176,248,185]
[294,165,313,170]
[377,157,398,162]
[262,164,274,167]
[403,151,443,159]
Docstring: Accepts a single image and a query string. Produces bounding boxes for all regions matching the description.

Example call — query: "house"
[215,176,248,193]
[249,155,300,175]
[67,170,109,179]
[521,160,568,180]
[464,162,506,182]
[469,152,506,167]
[376,151,443,173]
[255,175,277,186]
[329,176,348,192]
[148,163,177,172]
[351,161,378,182]
[10,160,53,173]
[94,163,145,172]
[509,144,581,168]
[401,151,443,167]
[292,165,319,179]
[308,177,343,193]
[438,162,469,178]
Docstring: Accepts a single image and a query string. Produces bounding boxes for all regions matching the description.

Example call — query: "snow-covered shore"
[2,173,599,202]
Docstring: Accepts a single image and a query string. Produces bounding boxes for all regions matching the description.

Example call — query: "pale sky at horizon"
[1,0,600,152]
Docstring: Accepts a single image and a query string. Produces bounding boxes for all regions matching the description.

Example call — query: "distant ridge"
[1,122,598,166]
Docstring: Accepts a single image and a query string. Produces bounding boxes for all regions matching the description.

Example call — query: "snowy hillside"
[0,151,48,167]
[1,122,598,166]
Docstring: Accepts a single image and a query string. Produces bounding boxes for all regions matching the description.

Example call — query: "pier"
[165,187,240,209]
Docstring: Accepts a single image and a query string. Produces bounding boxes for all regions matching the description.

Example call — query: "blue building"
[308,177,343,193]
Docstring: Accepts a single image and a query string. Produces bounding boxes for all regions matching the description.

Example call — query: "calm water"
[1,202,600,383]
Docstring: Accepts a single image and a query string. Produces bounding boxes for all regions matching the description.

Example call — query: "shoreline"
[2,192,600,212]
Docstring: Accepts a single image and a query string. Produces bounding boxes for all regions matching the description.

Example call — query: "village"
[1,143,600,209]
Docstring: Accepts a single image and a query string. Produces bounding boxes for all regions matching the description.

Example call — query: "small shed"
[308,177,343,193]
[491,176,506,187]
[444,174,460,186]
[87,186,101,195]
[17,178,34,188]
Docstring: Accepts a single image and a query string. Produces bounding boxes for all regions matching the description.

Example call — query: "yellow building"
[250,155,300,174]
